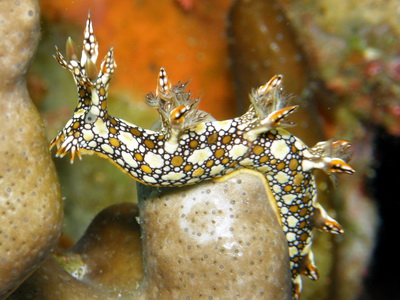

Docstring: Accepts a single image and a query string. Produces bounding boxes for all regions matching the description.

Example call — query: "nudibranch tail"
[51,14,355,300]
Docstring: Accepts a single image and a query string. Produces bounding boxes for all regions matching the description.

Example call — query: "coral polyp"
[50,15,354,299]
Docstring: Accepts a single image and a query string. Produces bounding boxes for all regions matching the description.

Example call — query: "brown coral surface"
[0,0,63,298]
[10,170,292,299]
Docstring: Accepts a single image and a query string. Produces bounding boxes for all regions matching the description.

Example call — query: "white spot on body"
[294,139,306,152]
[118,132,139,151]
[91,87,99,105]
[82,129,94,141]
[289,246,299,257]
[144,152,164,169]
[228,144,248,159]
[275,171,290,183]
[121,151,138,169]
[193,123,207,135]
[188,148,213,164]
[143,175,157,184]
[257,165,272,173]
[209,164,225,176]
[239,158,253,166]
[270,140,290,160]
[282,194,296,205]
[101,144,114,154]
[93,118,108,137]
[286,232,296,242]
[165,141,179,154]
[287,215,299,228]
[214,120,232,131]
[162,172,185,181]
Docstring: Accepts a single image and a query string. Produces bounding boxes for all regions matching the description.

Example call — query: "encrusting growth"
[50,15,355,299]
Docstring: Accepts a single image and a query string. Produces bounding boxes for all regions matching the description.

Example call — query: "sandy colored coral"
[10,203,142,300]
[11,169,292,299]
[0,0,63,297]
[136,169,291,299]
[228,0,325,146]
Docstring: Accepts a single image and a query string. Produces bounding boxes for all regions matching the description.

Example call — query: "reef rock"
[0,0,63,297]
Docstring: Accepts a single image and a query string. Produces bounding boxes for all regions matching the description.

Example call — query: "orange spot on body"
[193,167,205,176]
[171,155,184,166]
[189,140,198,148]
[109,137,120,147]
[222,135,232,144]
[184,164,193,171]
[214,149,225,159]
[141,165,152,174]
[221,157,230,165]
[135,153,144,161]
[207,133,218,144]
[130,128,142,137]
[145,139,155,149]
[252,145,264,155]
[206,160,214,167]
[109,127,117,134]
[277,162,286,170]
[289,159,299,170]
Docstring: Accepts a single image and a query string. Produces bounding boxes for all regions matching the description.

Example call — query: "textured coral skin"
[0,0,63,297]
[10,170,292,300]
[228,0,324,146]
[137,170,292,299]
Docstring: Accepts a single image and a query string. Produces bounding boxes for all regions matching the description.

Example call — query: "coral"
[228,0,324,146]
[0,0,63,298]
[10,170,292,299]
[136,170,292,298]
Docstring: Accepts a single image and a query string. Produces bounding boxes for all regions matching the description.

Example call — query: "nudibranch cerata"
[50,16,355,299]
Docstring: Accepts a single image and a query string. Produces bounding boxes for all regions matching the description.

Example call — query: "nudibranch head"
[50,16,116,163]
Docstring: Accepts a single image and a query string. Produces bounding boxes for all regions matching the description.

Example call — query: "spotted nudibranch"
[50,16,355,299]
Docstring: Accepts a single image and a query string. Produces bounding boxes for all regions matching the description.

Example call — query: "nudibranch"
[50,16,355,299]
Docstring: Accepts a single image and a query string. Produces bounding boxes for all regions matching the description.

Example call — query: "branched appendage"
[244,75,299,141]
[146,68,214,143]
[50,15,355,300]
[50,15,116,163]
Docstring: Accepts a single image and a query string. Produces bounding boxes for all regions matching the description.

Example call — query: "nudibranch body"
[50,16,354,299]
